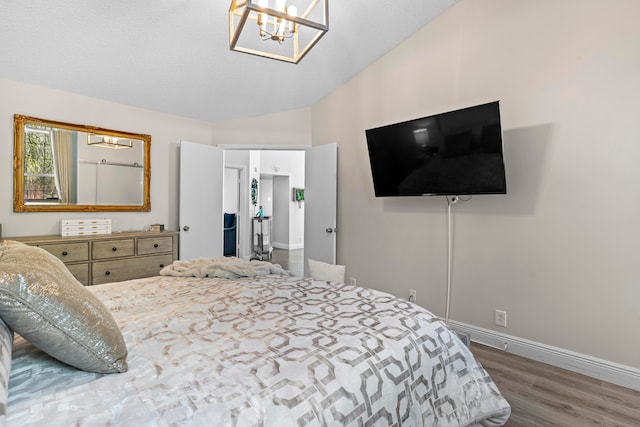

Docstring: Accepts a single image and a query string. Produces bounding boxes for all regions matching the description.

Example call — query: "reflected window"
[24,126,60,202]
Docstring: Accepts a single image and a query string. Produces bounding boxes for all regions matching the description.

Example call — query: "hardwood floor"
[270,248,304,277]
[470,343,640,426]
[263,253,640,425]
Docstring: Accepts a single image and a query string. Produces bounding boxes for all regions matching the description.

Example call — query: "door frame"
[220,144,309,261]
[224,163,248,258]
[218,144,338,274]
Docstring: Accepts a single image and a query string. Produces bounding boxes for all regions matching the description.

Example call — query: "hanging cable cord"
[444,195,471,324]
[445,196,456,324]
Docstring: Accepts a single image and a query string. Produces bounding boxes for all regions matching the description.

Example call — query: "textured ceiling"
[0,0,457,122]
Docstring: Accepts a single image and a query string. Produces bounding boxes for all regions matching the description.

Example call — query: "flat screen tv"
[365,101,507,197]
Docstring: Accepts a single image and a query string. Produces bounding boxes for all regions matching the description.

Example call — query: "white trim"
[272,242,304,250]
[447,320,640,391]
[218,144,310,151]
[224,163,247,259]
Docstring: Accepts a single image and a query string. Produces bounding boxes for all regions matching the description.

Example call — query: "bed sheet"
[7,275,510,426]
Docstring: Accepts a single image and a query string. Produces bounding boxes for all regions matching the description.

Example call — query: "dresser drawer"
[11,231,178,286]
[92,254,173,285]
[92,239,135,260]
[66,263,90,286]
[38,242,89,263]
[138,236,173,255]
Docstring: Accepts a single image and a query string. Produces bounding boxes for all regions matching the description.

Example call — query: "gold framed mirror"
[13,115,151,212]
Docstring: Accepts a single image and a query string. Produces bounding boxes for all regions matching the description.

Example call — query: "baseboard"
[447,320,640,391]
[272,242,304,250]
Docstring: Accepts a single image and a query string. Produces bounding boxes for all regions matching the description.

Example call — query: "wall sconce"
[229,0,329,64]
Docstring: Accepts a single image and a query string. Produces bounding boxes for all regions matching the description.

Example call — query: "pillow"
[0,317,13,426]
[0,240,127,374]
[307,258,346,283]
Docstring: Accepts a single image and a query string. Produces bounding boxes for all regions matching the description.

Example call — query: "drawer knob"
[105,271,111,276]
[159,264,165,268]
[112,247,117,252]
[154,243,159,248]
[62,251,68,256]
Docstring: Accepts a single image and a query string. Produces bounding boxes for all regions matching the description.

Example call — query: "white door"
[179,141,224,260]
[179,143,337,268]
[304,143,338,274]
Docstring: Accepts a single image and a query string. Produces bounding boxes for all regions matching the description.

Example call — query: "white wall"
[211,108,312,146]
[223,168,240,214]
[0,78,214,236]
[77,139,145,205]
[311,0,640,370]
[258,176,273,215]
[272,176,290,247]
[259,150,305,249]
[1,79,310,239]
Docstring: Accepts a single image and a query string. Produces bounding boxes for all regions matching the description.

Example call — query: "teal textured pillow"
[0,240,127,374]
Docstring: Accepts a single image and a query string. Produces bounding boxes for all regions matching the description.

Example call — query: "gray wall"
[311,0,640,369]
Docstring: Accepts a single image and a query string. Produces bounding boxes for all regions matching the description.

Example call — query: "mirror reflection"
[14,115,151,212]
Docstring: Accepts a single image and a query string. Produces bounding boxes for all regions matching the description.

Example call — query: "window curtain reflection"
[52,130,74,204]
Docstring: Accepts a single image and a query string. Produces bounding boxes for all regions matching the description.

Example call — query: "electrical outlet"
[350,277,357,286]
[408,289,417,303]
[495,309,507,327]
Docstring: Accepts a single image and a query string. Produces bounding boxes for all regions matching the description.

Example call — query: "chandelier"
[229,0,328,64]
[87,134,133,149]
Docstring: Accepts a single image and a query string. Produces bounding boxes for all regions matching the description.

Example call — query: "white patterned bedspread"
[7,275,510,426]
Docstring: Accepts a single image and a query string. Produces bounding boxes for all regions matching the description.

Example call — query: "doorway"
[224,149,305,276]
[223,167,241,257]
[179,141,337,277]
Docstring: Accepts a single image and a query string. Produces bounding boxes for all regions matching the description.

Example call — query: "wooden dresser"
[11,231,179,286]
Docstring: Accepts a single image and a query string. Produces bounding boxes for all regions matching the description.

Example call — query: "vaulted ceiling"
[0,0,458,122]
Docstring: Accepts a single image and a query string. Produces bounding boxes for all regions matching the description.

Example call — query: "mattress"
[7,275,510,426]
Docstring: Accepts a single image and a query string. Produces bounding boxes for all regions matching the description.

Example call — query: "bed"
[0,241,510,426]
